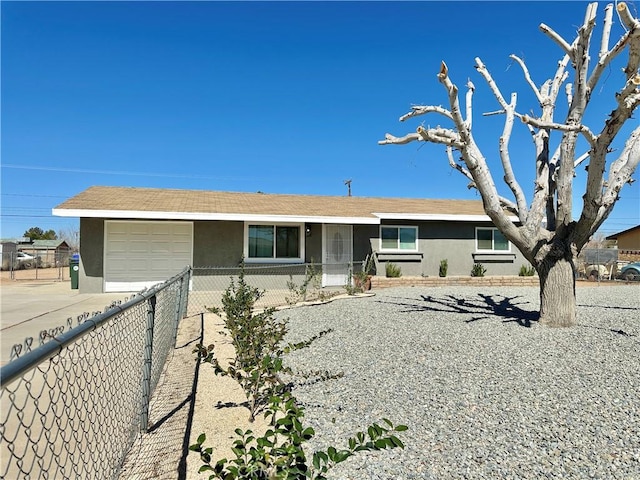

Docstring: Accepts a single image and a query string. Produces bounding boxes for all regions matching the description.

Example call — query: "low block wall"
[371,275,540,289]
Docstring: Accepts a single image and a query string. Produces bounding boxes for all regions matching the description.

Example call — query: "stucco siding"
[372,221,528,277]
[193,220,243,267]
[304,223,322,264]
[79,218,105,293]
[617,229,640,250]
[80,217,527,293]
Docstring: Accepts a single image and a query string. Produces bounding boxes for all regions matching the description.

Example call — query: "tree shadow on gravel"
[377,293,539,327]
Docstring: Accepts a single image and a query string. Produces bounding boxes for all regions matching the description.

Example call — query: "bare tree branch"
[583,126,640,234]
[540,23,573,59]
[565,83,573,108]
[445,147,519,214]
[509,55,543,105]
[416,126,463,147]
[573,151,590,168]
[499,93,528,221]
[520,114,597,146]
[436,61,522,242]
[465,80,475,129]
[588,31,633,93]
[598,3,614,59]
[474,57,509,109]
[617,1,640,30]
[378,132,423,146]
[399,105,453,122]
[554,4,597,232]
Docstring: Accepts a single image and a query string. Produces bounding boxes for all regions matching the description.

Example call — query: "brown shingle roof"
[53,186,488,220]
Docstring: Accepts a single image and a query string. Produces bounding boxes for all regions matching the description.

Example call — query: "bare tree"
[380,2,640,327]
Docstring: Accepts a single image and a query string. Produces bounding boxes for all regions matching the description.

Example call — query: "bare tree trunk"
[537,257,577,327]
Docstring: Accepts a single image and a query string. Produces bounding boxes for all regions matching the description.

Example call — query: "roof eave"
[52,208,381,225]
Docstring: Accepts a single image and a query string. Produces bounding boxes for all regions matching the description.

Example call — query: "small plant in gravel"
[346,254,375,295]
[385,262,402,278]
[286,261,322,305]
[190,390,407,480]
[439,259,448,277]
[471,263,486,277]
[196,264,332,421]
[519,264,536,276]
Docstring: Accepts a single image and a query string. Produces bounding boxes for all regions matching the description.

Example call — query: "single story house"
[52,186,529,293]
[606,225,640,262]
[606,225,640,251]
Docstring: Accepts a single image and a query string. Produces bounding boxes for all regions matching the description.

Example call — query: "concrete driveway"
[0,280,133,366]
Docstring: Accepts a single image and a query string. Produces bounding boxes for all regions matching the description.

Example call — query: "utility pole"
[344,179,352,197]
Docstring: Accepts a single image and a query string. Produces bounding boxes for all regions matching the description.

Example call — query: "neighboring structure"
[52,186,529,293]
[19,239,72,267]
[606,225,640,262]
[0,241,18,271]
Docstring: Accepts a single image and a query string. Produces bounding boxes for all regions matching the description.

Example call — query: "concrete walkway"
[0,280,134,365]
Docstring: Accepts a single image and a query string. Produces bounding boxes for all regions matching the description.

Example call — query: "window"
[476,227,509,251]
[246,224,302,261]
[380,226,418,251]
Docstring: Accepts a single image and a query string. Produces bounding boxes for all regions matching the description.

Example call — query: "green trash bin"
[70,254,80,290]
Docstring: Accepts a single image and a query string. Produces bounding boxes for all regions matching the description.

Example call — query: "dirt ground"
[117,311,269,480]
[0,267,69,283]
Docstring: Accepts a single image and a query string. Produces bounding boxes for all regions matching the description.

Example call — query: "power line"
[1,193,69,199]
[1,164,273,181]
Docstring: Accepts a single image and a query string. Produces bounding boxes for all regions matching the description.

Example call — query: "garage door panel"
[105,221,192,292]
[150,241,171,253]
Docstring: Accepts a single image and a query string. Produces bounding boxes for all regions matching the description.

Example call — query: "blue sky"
[2,1,639,240]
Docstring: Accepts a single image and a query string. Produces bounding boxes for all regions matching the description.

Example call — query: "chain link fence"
[189,261,367,314]
[1,248,73,281]
[576,247,640,281]
[0,267,190,479]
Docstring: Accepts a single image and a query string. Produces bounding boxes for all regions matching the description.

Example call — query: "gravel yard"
[280,285,640,479]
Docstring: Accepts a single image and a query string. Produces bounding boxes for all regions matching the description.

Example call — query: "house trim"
[52,209,517,225]
[374,213,520,222]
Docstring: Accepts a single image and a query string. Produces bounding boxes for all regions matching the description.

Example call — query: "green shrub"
[190,391,407,480]
[471,263,486,277]
[439,259,448,277]
[196,264,331,421]
[519,264,536,276]
[385,262,402,278]
[193,265,408,479]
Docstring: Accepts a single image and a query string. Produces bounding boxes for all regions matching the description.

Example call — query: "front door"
[322,224,353,287]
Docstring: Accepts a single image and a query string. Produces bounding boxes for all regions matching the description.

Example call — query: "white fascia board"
[373,212,520,222]
[52,208,380,225]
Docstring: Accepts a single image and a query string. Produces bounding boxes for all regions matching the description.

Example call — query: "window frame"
[379,225,419,252]
[475,227,511,253]
[243,222,305,263]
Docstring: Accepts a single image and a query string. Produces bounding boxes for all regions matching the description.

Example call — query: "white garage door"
[104,221,193,292]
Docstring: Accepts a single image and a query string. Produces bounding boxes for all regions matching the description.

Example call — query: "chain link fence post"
[141,294,157,432]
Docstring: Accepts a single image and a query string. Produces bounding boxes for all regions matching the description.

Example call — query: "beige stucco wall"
[616,228,640,250]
